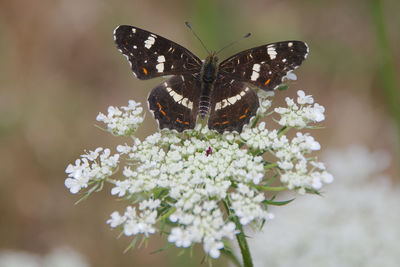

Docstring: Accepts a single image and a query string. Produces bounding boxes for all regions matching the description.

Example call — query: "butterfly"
[114,25,309,133]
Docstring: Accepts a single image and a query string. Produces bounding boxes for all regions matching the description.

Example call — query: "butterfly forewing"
[208,76,259,133]
[148,75,201,132]
[219,41,309,90]
[114,25,202,79]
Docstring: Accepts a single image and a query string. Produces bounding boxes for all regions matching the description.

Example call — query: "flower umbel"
[65,90,332,263]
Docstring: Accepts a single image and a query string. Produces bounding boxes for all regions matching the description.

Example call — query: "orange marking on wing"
[221,114,227,118]
[142,67,148,75]
[157,102,166,116]
[245,108,249,114]
[239,114,246,119]
[221,121,230,125]
[184,121,190,125]
[213,122,221,126]
[264,78,271,85]
[176,118,183,124]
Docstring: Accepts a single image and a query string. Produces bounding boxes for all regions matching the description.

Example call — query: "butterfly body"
[114,25,309,133]
[199,53,218,118]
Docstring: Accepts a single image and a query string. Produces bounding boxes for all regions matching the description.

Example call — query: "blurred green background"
[1,0,399,266]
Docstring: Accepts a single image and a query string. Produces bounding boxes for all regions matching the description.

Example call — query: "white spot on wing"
[167,88,193,109]
[132,28,136,33]
[288,42,293,47]
[144,36,156,49]
[304,42,310,57]
[157,55,166,62]
[227,94,241,105]
[215,88,249,111]
[267,46,277,59]
[221,99,228,109]
[156,62,164,72]
[251,63,261,81]
[253,63,261,72]
[251,71,259,81]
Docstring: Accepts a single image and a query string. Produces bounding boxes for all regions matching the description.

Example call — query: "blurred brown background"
[1,0,399,266]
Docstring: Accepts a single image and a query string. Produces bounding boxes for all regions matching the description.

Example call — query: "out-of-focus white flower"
[43,247,90,267]
[242,145,399,267]
[323,144,390,183]
[0,247,90,267]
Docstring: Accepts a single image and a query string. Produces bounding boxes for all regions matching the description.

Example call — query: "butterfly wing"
[208,76,259,133]
[219,41,309,90]
[148,74,201,132]
[114,25,203,79]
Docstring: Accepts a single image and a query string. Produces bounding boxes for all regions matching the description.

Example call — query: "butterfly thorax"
[199,53,219,118]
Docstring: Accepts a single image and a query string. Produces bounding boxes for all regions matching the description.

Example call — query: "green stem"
[233,215,253,267]
[157,207,176,223]
[277,126,290,138]
[223,200,253,267]
[254,185,287,192]
[264,162,278,170]
[369,0,400,169]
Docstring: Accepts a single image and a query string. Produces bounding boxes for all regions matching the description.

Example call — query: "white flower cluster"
[107,199,160,237]
[241,122,333,193]
[274,90,325,128]
[257,90,274,115]
[110,129,272,258]
[243,145,399,267]
[230,184,274,225]
[96,100,144,136]
[168,201,237,258]
[65,148,119,194]
[66,91,330,259]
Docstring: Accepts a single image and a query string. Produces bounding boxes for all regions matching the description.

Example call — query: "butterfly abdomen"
[199,54,219,118]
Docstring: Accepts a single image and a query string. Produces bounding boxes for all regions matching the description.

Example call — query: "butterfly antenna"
[185,21,210,54]
[216,32,251,55]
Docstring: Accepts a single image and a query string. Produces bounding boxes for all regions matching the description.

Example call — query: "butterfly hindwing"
[208,76,259,133]
[219,41,309,90]
[148,75,201,132]
[114,25,202,80]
